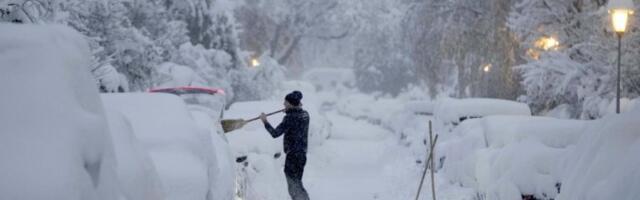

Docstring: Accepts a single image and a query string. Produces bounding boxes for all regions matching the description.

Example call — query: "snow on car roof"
[435,98,532,123]
[149,86,225,95]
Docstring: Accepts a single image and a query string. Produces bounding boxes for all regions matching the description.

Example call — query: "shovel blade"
[221,119,246,133]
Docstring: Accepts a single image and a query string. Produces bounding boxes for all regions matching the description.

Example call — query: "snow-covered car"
[148,86,234,199]
[103,108,166,200]
[0,24,122,199]
[404,100,435,116]
[149,86,226,119]
[436,115,587,199]
[434,98,532,130]
[102,93,234,200]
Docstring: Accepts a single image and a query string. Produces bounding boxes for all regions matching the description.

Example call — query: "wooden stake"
[429,121,436,200]
[416,120,438,200]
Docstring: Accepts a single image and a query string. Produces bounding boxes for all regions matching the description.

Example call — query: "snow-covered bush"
[0,24,121,199]
[229,55,286,102]
[156,62,208,88]
[93,63,129,93]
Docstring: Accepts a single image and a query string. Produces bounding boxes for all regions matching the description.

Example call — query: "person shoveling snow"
[259,91,311,200]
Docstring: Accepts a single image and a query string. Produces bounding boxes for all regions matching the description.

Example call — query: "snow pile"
[558,108,640,200]
[438,115,587,199]
[0,24,121,199]
[102,93,221,200]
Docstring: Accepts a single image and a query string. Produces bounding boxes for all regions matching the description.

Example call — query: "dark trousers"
[284,152,309,200]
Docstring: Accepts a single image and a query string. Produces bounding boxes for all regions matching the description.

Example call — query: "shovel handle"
[245,109,285,123]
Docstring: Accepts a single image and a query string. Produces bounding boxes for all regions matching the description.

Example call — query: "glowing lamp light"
[611,9,633,33]
[608,0,634,34]
[541,37,560,50]
[483,64,492,73]
[250,58,260,67]
[534,37,560,51]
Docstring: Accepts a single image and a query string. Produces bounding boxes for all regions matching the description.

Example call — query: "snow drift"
[0,24,121,199]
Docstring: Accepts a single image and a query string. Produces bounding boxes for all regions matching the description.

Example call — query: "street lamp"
[608,0,634,114]
[481,64,492,96]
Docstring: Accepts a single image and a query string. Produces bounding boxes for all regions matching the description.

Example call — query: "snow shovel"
[221,109,285,133]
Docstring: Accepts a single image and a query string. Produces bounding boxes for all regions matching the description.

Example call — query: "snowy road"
[304,112,424,200]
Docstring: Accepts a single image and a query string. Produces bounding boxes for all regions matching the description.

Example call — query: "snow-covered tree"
[402,0,520,99]
[234,0,348,68]
[509,0,640,118]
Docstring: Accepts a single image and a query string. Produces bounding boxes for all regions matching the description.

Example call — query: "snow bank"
[558,108,640,200]
[0,24,120,199]
[102,93,219,200]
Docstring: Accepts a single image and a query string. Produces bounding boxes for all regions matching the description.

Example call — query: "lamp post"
[609,0,634,114]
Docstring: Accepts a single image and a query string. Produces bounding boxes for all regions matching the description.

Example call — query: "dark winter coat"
[264,107,309,154]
